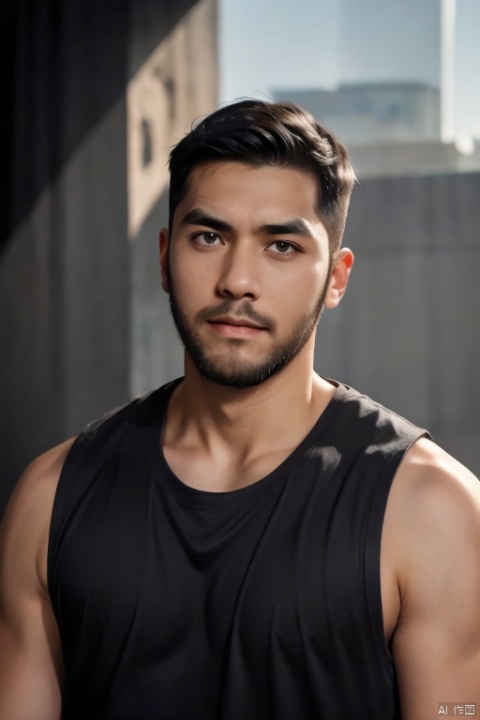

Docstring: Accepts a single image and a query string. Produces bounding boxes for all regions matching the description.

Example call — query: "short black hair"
[168,99,355,251]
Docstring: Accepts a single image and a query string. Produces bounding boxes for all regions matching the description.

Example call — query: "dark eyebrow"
[179,210,316,240]
[257,218,316,239]
[180,208,233,233]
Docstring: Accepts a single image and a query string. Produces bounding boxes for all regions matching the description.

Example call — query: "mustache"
[195,300,276,331]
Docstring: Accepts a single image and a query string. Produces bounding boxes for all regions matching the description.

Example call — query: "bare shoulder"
[396,435,479,494]
[382,438,479,626]
[388,437,480,557]
[384,438,480,715]
[386,437,480,591]
[5,437,75,511]
[0,441,75,717]
[0,438,76,594]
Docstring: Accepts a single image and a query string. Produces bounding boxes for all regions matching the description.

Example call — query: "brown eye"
[270,241,295,254]
[194,232,221,245]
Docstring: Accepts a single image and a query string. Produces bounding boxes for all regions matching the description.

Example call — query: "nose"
[216,243,261,301]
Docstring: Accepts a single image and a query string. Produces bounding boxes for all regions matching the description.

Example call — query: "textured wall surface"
[0,0,218,516]
[128,0,218,398]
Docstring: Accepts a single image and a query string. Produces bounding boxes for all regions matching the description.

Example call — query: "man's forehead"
[186,159,315,183]
[171,161,327,236]
[180,161,320,207]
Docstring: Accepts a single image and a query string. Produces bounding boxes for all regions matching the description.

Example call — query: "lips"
[207,316,267,337]
[207,315,266,330]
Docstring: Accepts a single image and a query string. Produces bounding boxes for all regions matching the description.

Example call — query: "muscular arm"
[0,440,74,720]
[386,439,480,719]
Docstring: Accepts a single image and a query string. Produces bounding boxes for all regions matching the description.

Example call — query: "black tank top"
[48,379,429,720]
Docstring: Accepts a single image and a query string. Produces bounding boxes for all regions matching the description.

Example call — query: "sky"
[219,0,480,143]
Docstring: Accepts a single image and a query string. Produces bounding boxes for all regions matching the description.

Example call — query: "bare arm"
[386,438,480,719]
[0,440,74,720]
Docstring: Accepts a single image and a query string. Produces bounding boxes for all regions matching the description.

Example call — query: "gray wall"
[129,0,218,398]
[0,0,217,516]
[316,171,480,475]
[0,2,132,516]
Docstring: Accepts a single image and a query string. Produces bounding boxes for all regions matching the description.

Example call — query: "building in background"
[274,0,480,176]
[274,82,480,177]
[339,0,453,139]
[274,82,441,145]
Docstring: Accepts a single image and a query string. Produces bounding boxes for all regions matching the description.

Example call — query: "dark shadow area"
[0,0,199,254]
[0,0,201,517]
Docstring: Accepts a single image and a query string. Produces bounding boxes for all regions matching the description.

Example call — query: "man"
[0,100,479,719]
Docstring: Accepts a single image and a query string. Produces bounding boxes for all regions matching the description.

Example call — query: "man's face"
[161,161,345,388]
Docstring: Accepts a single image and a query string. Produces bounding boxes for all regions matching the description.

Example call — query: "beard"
[168,263,333,389]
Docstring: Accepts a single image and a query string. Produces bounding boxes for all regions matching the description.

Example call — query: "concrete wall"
[0,2,131,515]
[128,0,218,397]
[0,0,218,516]
[316,171,480,475]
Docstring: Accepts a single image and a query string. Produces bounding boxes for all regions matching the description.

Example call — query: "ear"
[324,248,354,309]
[159,228,170,293]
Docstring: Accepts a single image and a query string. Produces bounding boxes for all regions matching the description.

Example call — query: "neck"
[165,343,336,461]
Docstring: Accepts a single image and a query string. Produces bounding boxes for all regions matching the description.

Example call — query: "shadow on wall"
[1,0,201,252]
[0,0,210,517]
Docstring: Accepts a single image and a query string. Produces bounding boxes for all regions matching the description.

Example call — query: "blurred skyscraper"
[339,0,454,140]
[275,83,441,147]
[274,0,480,176]
[339,0,442,87]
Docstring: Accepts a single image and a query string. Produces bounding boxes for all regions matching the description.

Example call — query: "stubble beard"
[168,264,333,389]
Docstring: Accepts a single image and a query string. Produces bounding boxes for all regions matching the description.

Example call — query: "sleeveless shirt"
[48,378,429,720]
